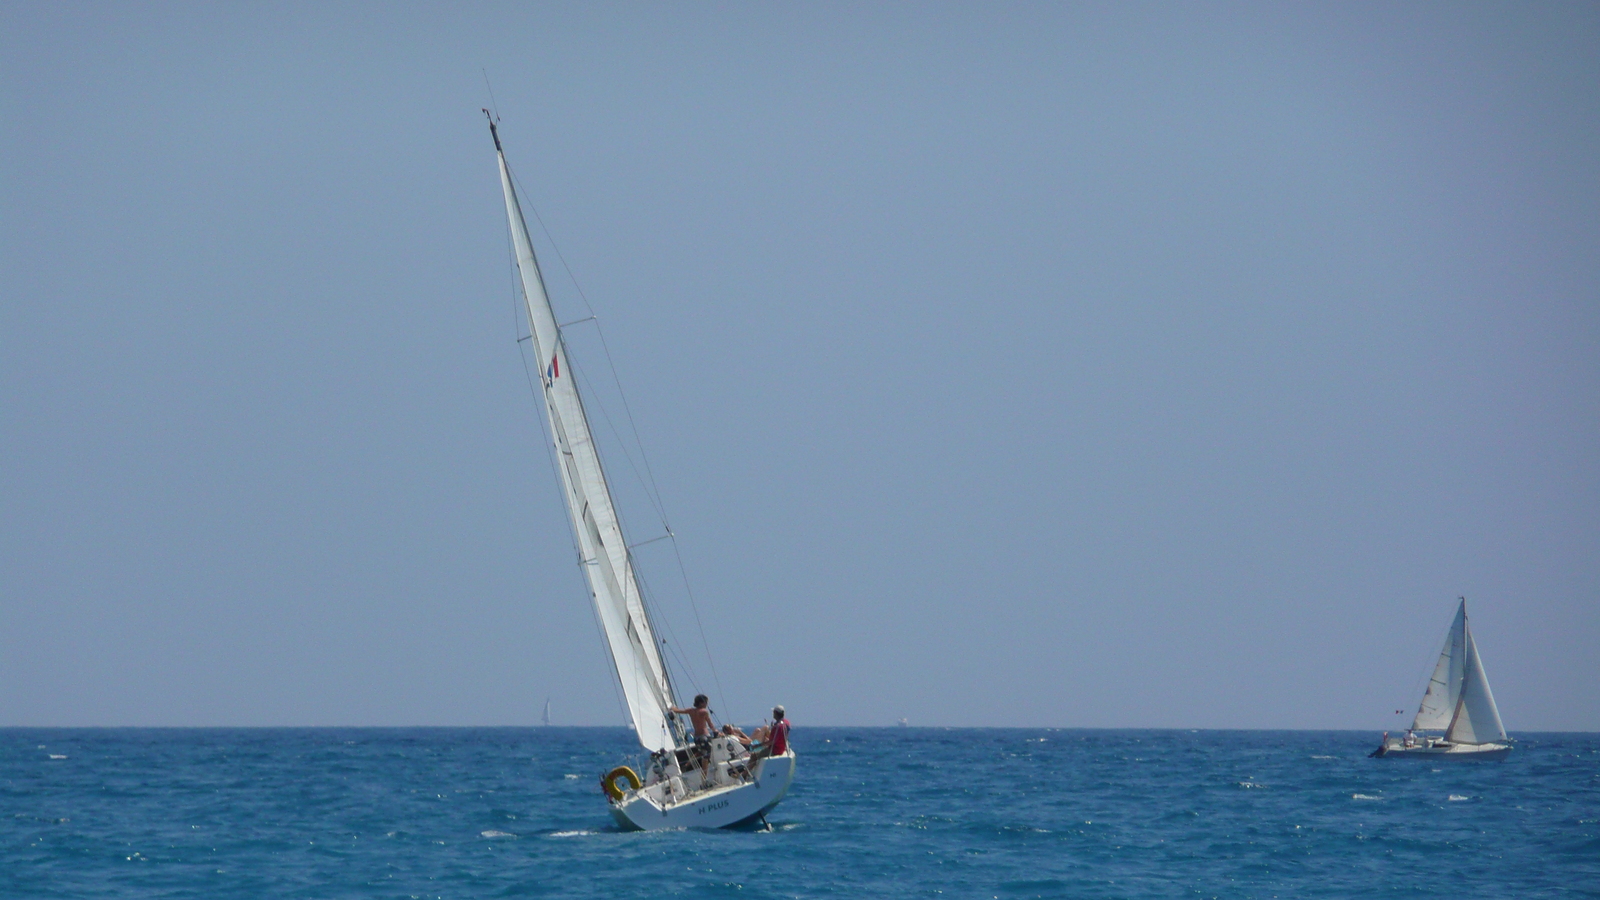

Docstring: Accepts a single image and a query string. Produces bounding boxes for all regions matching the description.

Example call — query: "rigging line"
[481,70,501,122]
[563,352,705,701]
[508,163,598,320]
[626,546,699,692]
[504,162,673,528]
[567,326,724,718]
[505,223,630,731]
[554,334,686,729]
[627,532,673,551]
[631,562,703,691]
[502,160,718,721]
[508,173,713,710]
[531,346,629,730]
[667,531,728,717]
[588,321,672,525]
[563,350,671,527]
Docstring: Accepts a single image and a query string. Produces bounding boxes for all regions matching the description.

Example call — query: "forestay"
[492,123,679,752]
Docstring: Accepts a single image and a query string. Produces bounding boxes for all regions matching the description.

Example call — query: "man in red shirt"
[767,705,790,755]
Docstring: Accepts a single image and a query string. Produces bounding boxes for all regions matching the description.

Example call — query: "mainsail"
[490,119,680,752]
[1411,601,1466,732]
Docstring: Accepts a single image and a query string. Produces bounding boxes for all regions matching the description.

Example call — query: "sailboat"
[486,114,796,829]
[541,698,551,727]
[1372,598,1512,760]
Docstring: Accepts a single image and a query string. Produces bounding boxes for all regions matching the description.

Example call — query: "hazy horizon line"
[4,724,1595,734]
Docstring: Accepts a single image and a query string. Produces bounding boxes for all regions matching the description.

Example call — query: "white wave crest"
[479,830,517,839]
[48,754,67,760]
[1448,794,1471,802]
[1352,793,1382,801]
[549,830,596,837]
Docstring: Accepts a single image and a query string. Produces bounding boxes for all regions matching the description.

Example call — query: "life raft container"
[601,765,642,801]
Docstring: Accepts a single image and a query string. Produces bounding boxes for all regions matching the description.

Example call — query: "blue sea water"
[2,728,1596,898]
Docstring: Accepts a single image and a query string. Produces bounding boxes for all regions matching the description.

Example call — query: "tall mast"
[488,114,683,750]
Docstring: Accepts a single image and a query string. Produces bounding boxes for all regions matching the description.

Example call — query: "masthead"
[483,108,502,152]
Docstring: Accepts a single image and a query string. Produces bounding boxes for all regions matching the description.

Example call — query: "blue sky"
[2,2,1596,729]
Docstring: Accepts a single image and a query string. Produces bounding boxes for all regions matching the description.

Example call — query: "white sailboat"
[486,114,795,829]
[541,697,551,727]
[1372,598,1512,760]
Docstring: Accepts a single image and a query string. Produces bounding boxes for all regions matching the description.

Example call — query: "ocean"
[3,727,1596,898]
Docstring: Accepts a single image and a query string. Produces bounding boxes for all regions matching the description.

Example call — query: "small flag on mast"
[547,354,559,382]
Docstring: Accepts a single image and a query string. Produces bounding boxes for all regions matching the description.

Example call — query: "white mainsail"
[1445,621,1508,745]
[1410,599,1507,745]
[1411,601,1466,732]
[491,121,680,752]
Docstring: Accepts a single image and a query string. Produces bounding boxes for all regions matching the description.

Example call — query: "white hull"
[611,751,795,831]
[1372,738,1511,761]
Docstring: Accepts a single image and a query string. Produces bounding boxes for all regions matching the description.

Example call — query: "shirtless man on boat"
[670,694,715,739]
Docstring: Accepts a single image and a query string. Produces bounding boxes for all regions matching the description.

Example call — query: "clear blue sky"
[3,2,1596,730]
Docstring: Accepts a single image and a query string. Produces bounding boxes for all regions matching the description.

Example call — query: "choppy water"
[3,728,1596,898]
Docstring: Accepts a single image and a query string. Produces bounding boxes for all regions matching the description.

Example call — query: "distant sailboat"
[485,113,795,829]
[542,698,551,727]
[1372,598,1512,760]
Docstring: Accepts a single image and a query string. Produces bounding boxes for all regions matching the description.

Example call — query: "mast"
[488,114,684,751]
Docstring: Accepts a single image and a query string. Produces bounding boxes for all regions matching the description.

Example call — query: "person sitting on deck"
[768,706,790,755]
[722,723,752,748]
[751,706,790,759]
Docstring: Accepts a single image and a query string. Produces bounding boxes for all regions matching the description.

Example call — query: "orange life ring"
[601,765,642,801]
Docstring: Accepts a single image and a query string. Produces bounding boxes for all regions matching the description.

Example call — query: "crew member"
[670,694,715,740]
[768,705,790,756]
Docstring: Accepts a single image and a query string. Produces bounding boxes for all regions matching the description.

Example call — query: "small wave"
[480,830,517,839]
[1448,794,1471,802]
[563,774,580,780]
[1310,755,1334,759]
[1352,793,1382,801]
[1236,782,1264,789]
[48,754,67,760]
[549,830,596,838]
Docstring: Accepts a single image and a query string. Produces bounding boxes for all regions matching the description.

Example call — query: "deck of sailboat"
[611,750,796,830]
[1375,736,1512,760]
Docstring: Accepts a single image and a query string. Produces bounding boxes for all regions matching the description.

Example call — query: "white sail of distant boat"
[542,698,551,727]
[1372,598,1511,760]
[485,112,795,829]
